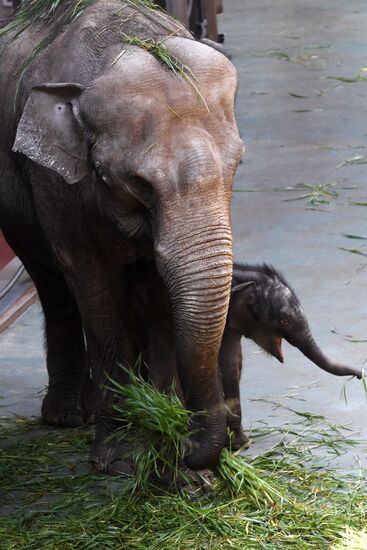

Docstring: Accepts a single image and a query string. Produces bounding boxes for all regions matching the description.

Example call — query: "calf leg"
[218,329,248,450]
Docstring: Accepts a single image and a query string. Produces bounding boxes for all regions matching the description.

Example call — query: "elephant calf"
[221,263,362,449]
[132,262,361,451]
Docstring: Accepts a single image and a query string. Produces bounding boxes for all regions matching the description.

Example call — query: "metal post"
[165,0,189,28]
[12,0,21,11]
[201,0,218,41]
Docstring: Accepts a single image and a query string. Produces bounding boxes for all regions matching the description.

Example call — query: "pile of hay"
[1,369,366,549]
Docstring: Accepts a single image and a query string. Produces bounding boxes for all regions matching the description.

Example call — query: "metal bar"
[12,0,21,11]
[166,0,189,27]
[0,265,25,300]
[201,0,218,41]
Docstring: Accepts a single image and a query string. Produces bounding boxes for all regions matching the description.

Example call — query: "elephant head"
[13,38,244,469]
[229,263,362,379]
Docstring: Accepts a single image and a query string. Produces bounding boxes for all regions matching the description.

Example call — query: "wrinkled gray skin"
[222,263,362,449]
[0,1,244,472]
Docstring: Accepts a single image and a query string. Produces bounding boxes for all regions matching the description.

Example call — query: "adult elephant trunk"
[155,212,233,470]
[287,328,362,379]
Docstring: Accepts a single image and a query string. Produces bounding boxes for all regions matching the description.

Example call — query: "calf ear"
[231,281,255,294]
[13,83,88,184]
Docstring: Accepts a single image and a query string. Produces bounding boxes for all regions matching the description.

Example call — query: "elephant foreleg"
[146,271,180,396]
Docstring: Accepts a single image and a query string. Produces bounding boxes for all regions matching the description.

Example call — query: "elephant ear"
[231,281,255,294]
[231,280,262,319]
[13,83,89,184]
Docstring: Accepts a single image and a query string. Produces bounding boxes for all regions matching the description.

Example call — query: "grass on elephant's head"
[0,0,181,105]
[121,34,210,111]
[0,0,94,39]
[0,0,160,35]
[0,0,207,114]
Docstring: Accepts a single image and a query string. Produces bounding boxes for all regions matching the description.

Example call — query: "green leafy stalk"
[216,448,288,506]
[339,247,367,258]
[109,367,290,506]
[0,0,161,39]
[324,74,367,83]
[108,367,192,490]
[122,34,210,111]
[342,233,367,240]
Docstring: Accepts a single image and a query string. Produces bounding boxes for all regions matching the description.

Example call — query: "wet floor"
[1,0,366,466]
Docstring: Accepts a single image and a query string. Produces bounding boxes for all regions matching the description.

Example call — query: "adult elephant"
[0,1,244,472]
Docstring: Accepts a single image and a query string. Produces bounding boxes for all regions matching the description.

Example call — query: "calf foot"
[225,428,251,451]
[42,376,95,428]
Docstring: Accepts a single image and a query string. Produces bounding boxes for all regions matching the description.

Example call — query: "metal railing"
[0,265,25,301]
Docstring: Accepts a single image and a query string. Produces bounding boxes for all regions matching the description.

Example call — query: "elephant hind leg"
[42,378,95,428]
[26,262,95,427]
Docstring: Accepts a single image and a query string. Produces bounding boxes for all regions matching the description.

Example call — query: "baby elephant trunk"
[288,329,362,379]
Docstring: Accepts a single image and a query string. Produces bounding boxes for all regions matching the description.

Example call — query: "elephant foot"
[89,437,134,476]
[42,377,95,428]
[225,428,251,451]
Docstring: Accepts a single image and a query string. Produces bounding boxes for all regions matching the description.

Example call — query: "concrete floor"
[1,0,366,466]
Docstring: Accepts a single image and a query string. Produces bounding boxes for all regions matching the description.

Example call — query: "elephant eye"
[131,176,154,204]
[280,319,289,327]
[101,174,112,185]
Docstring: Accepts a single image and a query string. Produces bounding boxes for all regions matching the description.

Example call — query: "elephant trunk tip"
[328,363,362,379]
[292,330,364,380]
[349,367,363,380]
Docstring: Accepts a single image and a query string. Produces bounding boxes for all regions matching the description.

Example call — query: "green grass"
[122,35,209,110]
[324,74,367,84]
[0,0,97,108]
[108,368,287,505]
[337,155,367,168]
[233,181,342,205]
[0,0,159,38]
[1,372,367,549]
[109,368,192,490]
[0,0,96,42]
[339,247,367,258]
[282,182,339,204]
[331,528,367,549]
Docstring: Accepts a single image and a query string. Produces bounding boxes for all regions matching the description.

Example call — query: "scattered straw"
[1,371,366,548]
